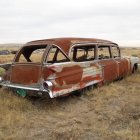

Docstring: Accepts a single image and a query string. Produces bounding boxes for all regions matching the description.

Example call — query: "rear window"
[15,45,47,63]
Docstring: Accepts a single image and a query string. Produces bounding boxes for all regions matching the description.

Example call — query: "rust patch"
[98,60,118,82]
[11,64,41,85]
[43,65,83,86]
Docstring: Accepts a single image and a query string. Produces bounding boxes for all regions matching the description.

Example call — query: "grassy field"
[121,47,140,58]
[0,47,140,139]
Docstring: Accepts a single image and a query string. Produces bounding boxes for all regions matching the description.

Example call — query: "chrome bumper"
[0,81,54,98]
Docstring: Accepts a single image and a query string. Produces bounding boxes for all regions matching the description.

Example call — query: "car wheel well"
[132,63,138,73]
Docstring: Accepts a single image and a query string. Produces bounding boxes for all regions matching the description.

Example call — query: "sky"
[0,0,140,47]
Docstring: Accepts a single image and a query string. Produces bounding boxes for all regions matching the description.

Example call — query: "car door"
[111,45,131,78]
[97,45,118,82]
[70,44,103,88]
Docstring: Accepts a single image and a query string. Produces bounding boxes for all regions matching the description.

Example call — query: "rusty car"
[0,38,139,98]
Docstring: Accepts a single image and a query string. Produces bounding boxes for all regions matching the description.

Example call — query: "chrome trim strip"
[8,84,40,91]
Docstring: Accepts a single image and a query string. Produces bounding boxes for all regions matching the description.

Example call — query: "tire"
[132,64,137,73]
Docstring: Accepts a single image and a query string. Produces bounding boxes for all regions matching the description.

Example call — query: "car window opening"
[98,45,111,59]
[111,46,120,58]
[72,45,95,62]
[46,46,70,64]
[16,45,47,63]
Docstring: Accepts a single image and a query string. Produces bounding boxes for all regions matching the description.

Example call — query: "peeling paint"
[0,38,139,98]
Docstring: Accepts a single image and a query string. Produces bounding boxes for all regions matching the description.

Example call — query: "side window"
[98,45,111,59]
[111,46,120,58]
[47,46,69,63]
[71,45,95,62]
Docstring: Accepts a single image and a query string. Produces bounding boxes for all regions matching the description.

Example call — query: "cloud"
[0,0,140,46]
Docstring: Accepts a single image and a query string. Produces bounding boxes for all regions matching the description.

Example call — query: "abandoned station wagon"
[0,38,139,98]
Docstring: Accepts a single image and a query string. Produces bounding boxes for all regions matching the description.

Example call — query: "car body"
[0,38,139,98]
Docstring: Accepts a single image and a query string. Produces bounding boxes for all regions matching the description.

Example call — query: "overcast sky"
[0,0,140,46]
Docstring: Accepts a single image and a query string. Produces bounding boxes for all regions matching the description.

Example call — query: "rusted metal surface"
[98,59,118,82]
[10,64,41,85]
[0,38,139,98]
[42,62,103,97]
[24,38,117,55]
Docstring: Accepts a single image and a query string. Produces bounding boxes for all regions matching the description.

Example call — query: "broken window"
[111,46,120,58]
[16,45,47,63]
[98,45,111,59]
[46,46,70,63]
[71,45,95,62]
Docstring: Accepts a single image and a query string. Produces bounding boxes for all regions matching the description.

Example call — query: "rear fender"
[0,63,12,71]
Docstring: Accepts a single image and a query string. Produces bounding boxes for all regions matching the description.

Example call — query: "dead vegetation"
[0,68,140,139]
[0,47,140,139]
[121,47,140,58]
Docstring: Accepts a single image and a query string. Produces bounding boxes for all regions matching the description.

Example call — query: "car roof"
[25,37,118,55]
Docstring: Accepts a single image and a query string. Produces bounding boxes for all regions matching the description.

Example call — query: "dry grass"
[0,68,5,76]
[0,54,15,63]
[0,45,20,63]
[121,47,140,58]
[0,70,140,139]
[0,47,140,139]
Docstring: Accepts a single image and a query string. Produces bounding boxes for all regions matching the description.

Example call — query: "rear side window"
[71,45,96,62]
[98,45,111,59]
[46,46,70,63]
